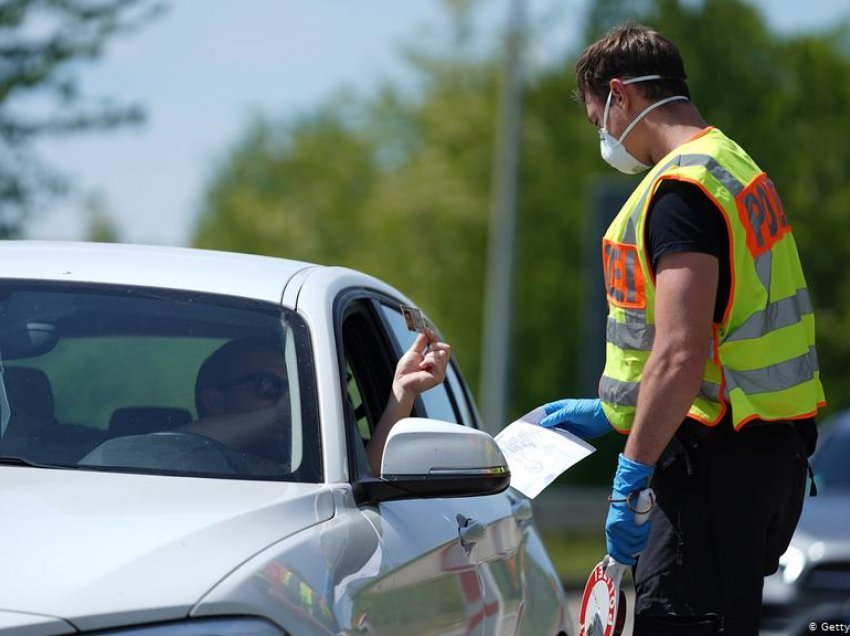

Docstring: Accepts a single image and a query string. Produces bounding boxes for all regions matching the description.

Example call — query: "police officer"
[537,23,824,635]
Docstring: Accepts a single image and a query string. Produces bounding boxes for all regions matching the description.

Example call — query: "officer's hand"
[605,453,654,566]
[538,398,612,439]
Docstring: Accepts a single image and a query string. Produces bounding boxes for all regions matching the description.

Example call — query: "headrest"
[3,366,55,417]
[109,406,192,437]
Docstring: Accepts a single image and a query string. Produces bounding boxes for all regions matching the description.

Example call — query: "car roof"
[0,241,318,304]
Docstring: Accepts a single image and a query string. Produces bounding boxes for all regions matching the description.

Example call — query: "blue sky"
[26,0,850,246]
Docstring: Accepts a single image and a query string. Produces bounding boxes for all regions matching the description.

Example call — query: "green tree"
[82,191,119,242]
[195,19,502,391]
[194,0,850,482]
[195,105,379,264]
[0,0,163,237]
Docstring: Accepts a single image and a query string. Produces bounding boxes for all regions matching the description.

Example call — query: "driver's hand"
[393,330,451,399]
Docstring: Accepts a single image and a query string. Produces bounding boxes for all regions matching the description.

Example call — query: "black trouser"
[633,420,811,636]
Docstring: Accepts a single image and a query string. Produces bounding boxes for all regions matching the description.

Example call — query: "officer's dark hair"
[574,22,690,104]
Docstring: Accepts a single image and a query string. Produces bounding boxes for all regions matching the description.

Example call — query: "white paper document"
[494,407,596,499]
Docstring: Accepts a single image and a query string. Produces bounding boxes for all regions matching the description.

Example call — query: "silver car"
[762,410,850,634]
[0,241,572,635]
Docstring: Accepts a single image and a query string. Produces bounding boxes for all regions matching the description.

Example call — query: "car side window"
[378,303,460,425]
[445,365,478,428]
[345,360,372,444]
[343,356,372,478]
[339,302,396,479]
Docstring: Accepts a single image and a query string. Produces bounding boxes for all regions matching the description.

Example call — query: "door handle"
[511,498,533,522]
[457,513,485,548]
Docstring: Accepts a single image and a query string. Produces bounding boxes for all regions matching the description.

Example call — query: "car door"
[338,293,524,635]
[374,300,527,636]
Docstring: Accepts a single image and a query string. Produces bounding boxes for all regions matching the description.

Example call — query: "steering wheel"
[149,431,252,473]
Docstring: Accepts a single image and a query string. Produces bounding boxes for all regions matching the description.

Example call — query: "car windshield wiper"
[0,455,67,469]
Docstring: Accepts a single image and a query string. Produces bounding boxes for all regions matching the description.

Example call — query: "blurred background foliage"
[0,0,163,238]
[193,0,850,483]
[5,0,846,485]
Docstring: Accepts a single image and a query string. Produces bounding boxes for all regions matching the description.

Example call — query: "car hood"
[0,466,335,632]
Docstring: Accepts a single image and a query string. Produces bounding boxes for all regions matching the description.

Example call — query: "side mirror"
[353,418,510,505]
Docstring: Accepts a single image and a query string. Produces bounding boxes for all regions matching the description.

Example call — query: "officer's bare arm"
[624,251,719,466]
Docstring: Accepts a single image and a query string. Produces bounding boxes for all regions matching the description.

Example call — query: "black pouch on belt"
[794,418,818,458]
[657,435,693,475]
[657,418,731,475]
[793,418,819,496]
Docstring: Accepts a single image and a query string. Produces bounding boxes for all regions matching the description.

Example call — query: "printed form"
[494,407,596,498]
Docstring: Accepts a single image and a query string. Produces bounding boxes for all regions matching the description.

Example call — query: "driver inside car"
[180,331,451,477]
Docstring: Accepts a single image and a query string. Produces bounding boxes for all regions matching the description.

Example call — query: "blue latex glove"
[605,453,654,566]
[538,398,612,439]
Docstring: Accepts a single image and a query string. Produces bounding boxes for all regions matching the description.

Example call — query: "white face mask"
[599,74,689,174]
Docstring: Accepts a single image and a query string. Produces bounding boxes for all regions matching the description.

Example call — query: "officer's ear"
[608,78,628,107]
[198,388,225,417]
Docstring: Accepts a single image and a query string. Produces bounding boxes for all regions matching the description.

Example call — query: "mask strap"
[603,91,614,132]
[617,95,689,143]
[623,74,662,85]
[603,74,664,132]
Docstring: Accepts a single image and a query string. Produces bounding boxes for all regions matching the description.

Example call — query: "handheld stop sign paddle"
[579,488,655,636]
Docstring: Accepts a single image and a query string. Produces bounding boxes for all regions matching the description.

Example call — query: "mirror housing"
[353,418,510,505]
[0,322,57,359]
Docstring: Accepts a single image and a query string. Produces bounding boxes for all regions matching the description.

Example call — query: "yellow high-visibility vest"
[599,127,825,432]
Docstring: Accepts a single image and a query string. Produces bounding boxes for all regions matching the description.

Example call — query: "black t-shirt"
[646,179,730,323]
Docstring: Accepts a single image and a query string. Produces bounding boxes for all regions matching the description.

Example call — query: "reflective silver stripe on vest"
[600,375,721,407]
[607,316,655,350]
[625,247,638,305]
[724,345,819,396]
[677,155,744,196]
[608,316,715,358]
[755,250,772,293]
[622,153,745,249]
[726,288,813,342]
[623,217,637,245]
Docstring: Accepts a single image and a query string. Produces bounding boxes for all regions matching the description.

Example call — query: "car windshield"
[0,282,321,482]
